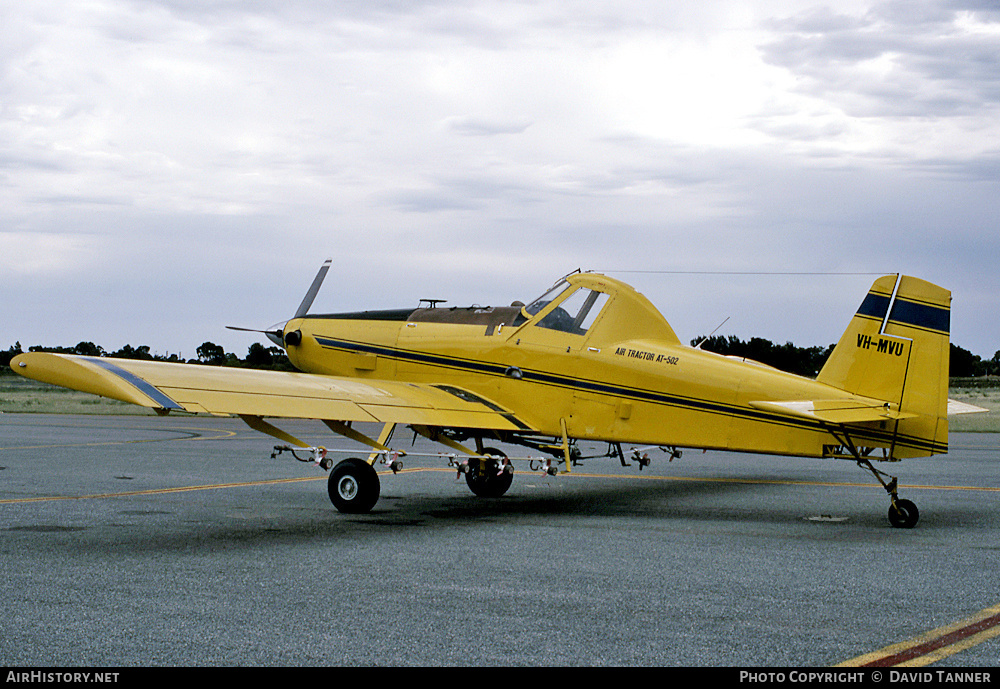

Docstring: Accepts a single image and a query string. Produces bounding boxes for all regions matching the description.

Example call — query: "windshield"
[523,280,570,317]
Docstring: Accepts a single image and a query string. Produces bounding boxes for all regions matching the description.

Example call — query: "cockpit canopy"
[519,272,680,345]
[522,280,611,336]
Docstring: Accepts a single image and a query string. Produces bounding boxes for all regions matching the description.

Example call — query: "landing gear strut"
[826,426,920,529]
[857,456,919,529]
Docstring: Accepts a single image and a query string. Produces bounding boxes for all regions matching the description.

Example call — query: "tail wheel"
[888,498,919,529]
[465,448,514,498]
[328,457,380,513]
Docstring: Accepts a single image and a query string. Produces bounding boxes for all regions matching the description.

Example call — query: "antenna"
[694,316,730,349]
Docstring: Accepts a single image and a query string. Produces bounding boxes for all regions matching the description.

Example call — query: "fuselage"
[281,273,903,459]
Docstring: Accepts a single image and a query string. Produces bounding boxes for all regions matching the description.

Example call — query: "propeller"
[295,258,331,318]
[226,258,333,348]
[225,324,286,347]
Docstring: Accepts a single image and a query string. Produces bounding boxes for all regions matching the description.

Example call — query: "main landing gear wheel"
[888,498,919,529]
[465,448,514,498]
[328,457,380,514]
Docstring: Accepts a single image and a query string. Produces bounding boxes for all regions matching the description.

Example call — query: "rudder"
[817,274,950,456]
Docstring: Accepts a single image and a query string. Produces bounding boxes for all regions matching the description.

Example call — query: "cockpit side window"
[536,288,610,336]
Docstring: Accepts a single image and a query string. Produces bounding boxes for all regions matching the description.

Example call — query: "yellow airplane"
[11,263,979,527]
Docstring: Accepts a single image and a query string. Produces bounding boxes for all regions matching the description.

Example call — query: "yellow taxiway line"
[836,603,1000,667]
[0,475,327,504]
[0,426,240,452]
[4,466,1000,505]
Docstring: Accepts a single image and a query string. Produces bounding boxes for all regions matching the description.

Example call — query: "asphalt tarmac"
[1,413,998,667]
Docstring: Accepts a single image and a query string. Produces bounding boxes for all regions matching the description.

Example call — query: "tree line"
[691,335,999,378]
[1,341,293,371]
[2,337,997,379]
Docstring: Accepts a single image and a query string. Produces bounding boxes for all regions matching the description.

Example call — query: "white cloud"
[0,231,102,277]
[1,0,998,357]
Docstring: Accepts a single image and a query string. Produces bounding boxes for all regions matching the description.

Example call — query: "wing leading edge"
[11,352,531,431]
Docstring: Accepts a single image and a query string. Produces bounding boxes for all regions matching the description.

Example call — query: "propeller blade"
[226,325,285,347]
[226,326,274,333]
[294,258,332,319]
[226,259,331,349]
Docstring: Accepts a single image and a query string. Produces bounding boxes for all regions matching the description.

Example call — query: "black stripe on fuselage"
[313,336,945,454]
[315,336,509,377]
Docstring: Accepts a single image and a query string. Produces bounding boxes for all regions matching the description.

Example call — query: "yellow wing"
[11,352,530,431]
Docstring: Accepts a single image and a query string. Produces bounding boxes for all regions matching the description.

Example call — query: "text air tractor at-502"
[12,263,985,527]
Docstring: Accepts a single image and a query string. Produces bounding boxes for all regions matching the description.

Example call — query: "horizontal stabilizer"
[749,398,917,425]
[947,399,990,416]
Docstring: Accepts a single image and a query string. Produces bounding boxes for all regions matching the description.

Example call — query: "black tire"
[465,448,514,498]
[888,498,919,528]
[328,458,380,513]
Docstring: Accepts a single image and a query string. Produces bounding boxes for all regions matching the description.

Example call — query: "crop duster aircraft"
[12,263,981,527]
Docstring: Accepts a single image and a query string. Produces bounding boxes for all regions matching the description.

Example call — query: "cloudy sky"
[3,0,998,360]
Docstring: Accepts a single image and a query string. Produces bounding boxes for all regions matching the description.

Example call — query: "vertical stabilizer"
[817,274,950,456]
